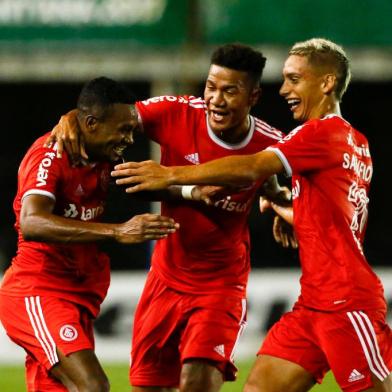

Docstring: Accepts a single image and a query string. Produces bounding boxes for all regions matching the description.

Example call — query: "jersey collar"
[206,115,255,150]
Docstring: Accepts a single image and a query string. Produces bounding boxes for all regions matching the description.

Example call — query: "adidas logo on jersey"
[213,344,225,357]
[75,184,84,196]
[184,153,199,165]
[348,369,365,382]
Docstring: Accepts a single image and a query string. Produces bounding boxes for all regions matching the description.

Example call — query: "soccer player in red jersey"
[46,44,292,391]
[0,77,178,392]
[112,38,392,391]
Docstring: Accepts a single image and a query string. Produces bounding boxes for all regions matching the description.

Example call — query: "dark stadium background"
[0,80,390,271]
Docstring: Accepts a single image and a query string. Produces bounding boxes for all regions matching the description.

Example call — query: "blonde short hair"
[289,38,351,101]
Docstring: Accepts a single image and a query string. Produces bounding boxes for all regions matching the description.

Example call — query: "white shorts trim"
[229,298,247,362]
[347,310,390,381]
[25,296,59,367]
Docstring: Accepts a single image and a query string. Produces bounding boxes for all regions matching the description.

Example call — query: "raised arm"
[44,109,86,161]
[112,150,284,193]
[44,105,140,163]
[20,194,179,244]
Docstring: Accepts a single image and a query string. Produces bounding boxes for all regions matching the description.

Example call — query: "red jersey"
[1,134,111,317]
[136,95,283,296]
[268,114,385,312]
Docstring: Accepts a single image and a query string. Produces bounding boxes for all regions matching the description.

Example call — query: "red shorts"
[130,270,247,387]
[0,294,94,392]
[259,305,392,392]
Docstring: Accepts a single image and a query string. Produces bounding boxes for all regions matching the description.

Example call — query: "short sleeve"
[19,145,65,202]
[267,119,343,176]
[136,95,204,146]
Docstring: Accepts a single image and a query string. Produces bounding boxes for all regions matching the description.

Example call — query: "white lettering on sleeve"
[36,152,56,187]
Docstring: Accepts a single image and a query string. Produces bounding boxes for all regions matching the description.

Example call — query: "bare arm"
[111,150,284,193]
[20,194,178,244]
[130,185,242,206]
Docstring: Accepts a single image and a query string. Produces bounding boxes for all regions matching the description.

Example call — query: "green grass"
[221,362,339,392]
[0,362,339,391]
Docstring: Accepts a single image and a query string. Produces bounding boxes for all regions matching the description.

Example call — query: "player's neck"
[218,115,251,143]
[309,100,341,121]
[321,102,341,119]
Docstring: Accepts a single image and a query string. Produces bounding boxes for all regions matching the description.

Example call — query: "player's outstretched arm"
[111,150,284,193]
[20,194,178,244]
[131,185,243,206]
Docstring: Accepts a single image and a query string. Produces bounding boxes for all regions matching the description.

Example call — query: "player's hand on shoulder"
[114,213,179,244]
[43,109,87,164]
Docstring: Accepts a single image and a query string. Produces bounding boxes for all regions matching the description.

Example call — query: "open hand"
[111,160,172,193]
[43,110,87,164]
[273,215,298,249]
[114,213,179,244]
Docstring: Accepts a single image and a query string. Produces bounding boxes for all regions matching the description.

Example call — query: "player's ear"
[250,85,261,107]
[85,115,98,132]
[322,74,336,95]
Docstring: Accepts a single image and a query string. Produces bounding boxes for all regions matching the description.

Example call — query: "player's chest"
[162,125,266,166]
[57,166,109,212]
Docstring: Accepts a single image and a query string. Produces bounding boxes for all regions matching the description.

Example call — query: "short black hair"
[210,43,267,85]
[77,76,135,119]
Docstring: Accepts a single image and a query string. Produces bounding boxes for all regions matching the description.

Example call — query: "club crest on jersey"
[59,325,78,342]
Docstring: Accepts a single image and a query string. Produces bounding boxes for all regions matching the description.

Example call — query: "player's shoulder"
[314,114,351,129]
[252,115,284,141]
[319,114,365,139]
[22,132,69,167]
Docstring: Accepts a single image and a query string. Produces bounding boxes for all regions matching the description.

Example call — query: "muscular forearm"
[168,151,281,187]
[21,212,117,243]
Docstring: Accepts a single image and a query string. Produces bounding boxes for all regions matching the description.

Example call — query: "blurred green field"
[0,361,339,391]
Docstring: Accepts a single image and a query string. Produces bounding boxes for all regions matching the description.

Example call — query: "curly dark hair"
[77,77,135,119]
[210,43,267,86]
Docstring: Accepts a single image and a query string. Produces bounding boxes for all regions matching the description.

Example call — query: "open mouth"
[287,99,301,111]
[210,110,229,122]
[113,145,127,157]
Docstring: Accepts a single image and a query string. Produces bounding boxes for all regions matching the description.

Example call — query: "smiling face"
[204,64,260,139]
[280,54,333,122]
[83,103,138,162]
